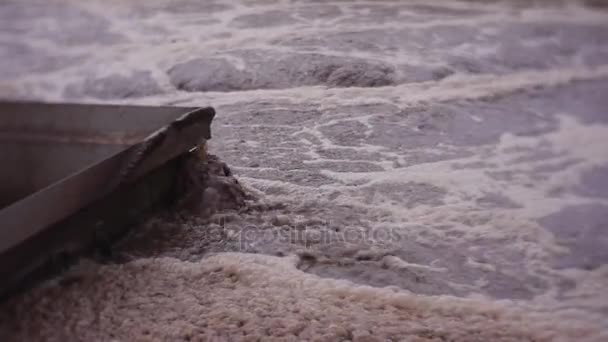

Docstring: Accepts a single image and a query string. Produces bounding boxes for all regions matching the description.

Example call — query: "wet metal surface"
[0,101,214,296]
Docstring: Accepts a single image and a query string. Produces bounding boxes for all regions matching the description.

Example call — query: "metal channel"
[0,101,215,297]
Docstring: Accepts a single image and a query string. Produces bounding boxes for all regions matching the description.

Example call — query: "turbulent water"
[1,0,608,340]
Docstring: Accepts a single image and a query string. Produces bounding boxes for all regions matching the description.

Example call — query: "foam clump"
[0,253,601,341]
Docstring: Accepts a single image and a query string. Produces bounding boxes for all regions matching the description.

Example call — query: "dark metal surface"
[0,101,215,264]
[0,159,180,301]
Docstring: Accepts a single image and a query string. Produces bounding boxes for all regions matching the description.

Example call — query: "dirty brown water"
[1,0,608,340]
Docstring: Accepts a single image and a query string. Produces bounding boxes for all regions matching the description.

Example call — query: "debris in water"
[174,149,252,217]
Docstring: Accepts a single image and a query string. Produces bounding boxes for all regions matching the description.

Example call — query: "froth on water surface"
[1,0,608,340]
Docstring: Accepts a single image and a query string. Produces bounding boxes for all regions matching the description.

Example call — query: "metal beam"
[0,101,215,298]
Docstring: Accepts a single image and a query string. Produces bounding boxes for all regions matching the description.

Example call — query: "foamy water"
[1,0,607,340]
